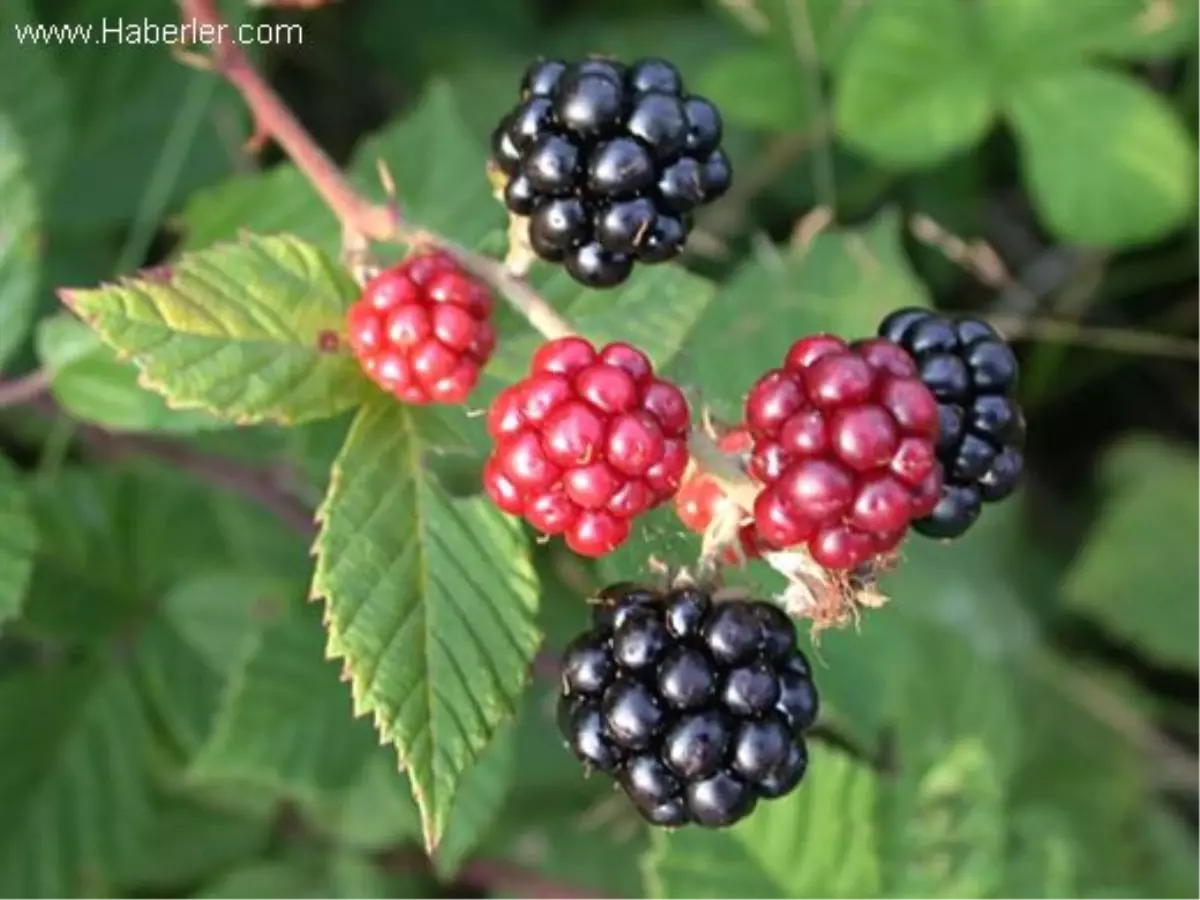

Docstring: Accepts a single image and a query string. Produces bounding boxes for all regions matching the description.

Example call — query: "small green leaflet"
[643,745,881,898]
[311,394,541,849]
[62,234,376,425]
[0,455,35,628]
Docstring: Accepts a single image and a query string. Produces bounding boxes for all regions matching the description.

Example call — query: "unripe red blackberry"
[346,251,496,405]
[490,57,733,288]
[558,583,818,829]
[483,337,691,557]
[742,334,944,570]
[877,308,1025,539]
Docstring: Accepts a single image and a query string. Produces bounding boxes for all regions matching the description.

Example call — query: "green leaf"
[193,853,420,900]
[883,739,1007,897]
[677,209,930,422]
[38,0,242,227]
[834,0,995,167]
[120,792,273,892]
[0,0,70,193]
[184,82,501,257]
[0,661,156,896]
[305,753,423,852]
[190,599,381,802]
[134,572,289,755]
[0,455,35,628]
[63,234,374,425]
[980,0,1199,64]
[487,263,718,384]
[434,724,516,878]
[1063,437,1198,667]
[24,464,306,642]
[1003,809,1080,898]
[704,0,867,69]
[644,745,880,898]
[694,50,817,131]
[0,113,41,370]
[37,313,226,433]
[1006,67,1197,246]
[312,394,541,848]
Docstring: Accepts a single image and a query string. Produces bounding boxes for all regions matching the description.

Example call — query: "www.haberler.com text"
[12,17,303,46]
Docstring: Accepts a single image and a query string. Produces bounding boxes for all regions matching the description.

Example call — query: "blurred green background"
[0,0,1197,897]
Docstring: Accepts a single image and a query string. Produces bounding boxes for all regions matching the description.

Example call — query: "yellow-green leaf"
[63,234,375,425]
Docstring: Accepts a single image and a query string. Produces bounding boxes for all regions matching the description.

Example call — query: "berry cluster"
[674,428,765,563]
[878,308,1025,539]
[558,583,818,829]
[743,335,943,570]
[483,336,691,557]
[491,57,732,288]
[345,252,497,405]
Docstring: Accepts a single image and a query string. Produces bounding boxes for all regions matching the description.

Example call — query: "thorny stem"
[177,0,573,341]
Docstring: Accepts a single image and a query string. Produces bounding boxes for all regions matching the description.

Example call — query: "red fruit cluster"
[673,429,764,563]
[346,251,497,405]
[744,335,942,570]
[484,336,691,557]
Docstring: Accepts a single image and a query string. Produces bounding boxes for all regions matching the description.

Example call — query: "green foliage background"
[0,0,1197,897]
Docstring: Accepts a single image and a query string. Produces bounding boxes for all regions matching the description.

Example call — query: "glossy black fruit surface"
[557,583,819,830]
[491,56,733,287]
[878,307,1026,540]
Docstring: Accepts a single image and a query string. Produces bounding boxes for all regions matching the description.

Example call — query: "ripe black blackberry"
[556,582,818,829]
[877,307,1026,539]
[490,57,732,289]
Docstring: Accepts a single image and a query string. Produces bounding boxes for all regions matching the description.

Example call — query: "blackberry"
[491,56,733,289]
[557,583,819,829]
[876,308,1025,540]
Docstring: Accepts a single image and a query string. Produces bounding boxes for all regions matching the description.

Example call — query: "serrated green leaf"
[1063,437,1198,667]
[64,234,374,425]
[134,572,289,755]
[1007,67,1197,247]
[834,0,995,167]
[0,113,41,370]
[37,313,226,433]
[884,739,1007,898]
[694,50,817,131]
[0,0,69,194]
[677,209,930,422]
[312,394,541,848]
[119,792,273,892]
[0,455,35,628]
[644,745,880,898]
[195,851,430,900]
[435,724,516,878]
[0,661,156,896]
[190,599,380,802]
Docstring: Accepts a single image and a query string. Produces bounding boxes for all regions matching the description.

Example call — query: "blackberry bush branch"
[175,0,574,342]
